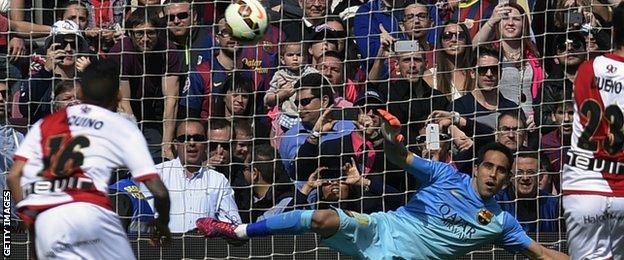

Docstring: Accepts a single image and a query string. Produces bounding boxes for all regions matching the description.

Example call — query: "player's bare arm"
[142,177,172,246]
[522,241,569,260]
[7,159,26,204]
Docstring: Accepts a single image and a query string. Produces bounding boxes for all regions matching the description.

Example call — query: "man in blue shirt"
[196,109,568,259]
[496,148,561,233]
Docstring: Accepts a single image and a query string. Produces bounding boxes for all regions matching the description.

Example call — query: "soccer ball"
[224,0,269,42]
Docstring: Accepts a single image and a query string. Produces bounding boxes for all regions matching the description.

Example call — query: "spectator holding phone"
[19,20,90,124]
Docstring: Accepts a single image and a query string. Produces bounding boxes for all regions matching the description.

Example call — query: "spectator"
[51,80,79,112]
[551,0,612,59]
[206,119,249,212]
[413,126,453,163]
[244,143,295,222]
[496,148,561,233]
[278,73,355,183]
[298,161,402,213]
[540,94,573,195]
[370,33,449,149]
[141,120,241,233]
[308,29,340,66]
[212,72,254,119]
[495,109,528,152]
[29,2,92,76]
[316,51,360,105]
[0,81,23,190]
[233,119,253,163]
[423,20,475,101]
[108,9,182,162]
[429,45,518,172]
[280,0,328,40]
[295,90,412,202]
[19,20,90,124]
[353,0,406,60]
[432,45,518,150]
[265,40,317,145]
[163,0,212,118]
[400,2,435,67]
[473,2,544,123]
[536,33,584,130]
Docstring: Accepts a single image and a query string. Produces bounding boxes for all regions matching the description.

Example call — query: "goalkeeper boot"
[196,217,238,239]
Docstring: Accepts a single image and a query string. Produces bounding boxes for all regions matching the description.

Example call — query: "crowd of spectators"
[0,0,619,237]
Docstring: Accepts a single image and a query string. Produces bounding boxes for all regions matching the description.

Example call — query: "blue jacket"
[109,178,155,234]
[495,188,561,233]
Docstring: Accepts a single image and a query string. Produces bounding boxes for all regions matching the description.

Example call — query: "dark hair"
[550,90,574,113]
[320,50,343,62]
[436,20,475,100]
[253,144,287,184]
[614,2,624,49]
[515,147,553,173]
[54,80,75,98]
[476,44,501,61]
[126,8,164,30]
[219,72,255,117]
[497,109,527,128]
[475,142,514,173]
[57,1,89,21]
[79,59,120,108]
[233,119,253,138]
[294,73,334,106]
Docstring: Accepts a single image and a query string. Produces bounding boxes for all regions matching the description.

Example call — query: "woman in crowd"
[423,20,475,101]
[473,2,544,127]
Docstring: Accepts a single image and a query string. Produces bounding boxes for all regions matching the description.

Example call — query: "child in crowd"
[265,41,317,146]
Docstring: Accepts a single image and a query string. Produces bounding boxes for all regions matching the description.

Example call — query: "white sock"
[234,224,248,239]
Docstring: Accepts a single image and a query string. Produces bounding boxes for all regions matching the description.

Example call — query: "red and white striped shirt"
[563,54,624,196]
[14,104,158,223]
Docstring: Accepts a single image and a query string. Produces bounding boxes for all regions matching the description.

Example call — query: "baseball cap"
[354,89,386,107]
[311,29,341,45]
[44,20,89,51]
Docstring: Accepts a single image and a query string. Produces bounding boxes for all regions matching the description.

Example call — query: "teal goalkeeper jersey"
[387,155,533,258]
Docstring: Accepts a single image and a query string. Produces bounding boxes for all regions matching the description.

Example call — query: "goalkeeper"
[196,110,568,259]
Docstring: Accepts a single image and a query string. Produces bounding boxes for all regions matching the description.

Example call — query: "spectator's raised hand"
[76,56,91,72]
[312,105,337,134]
[488,4,513,26]
[208,144,226,166]
[343,157,370,187]
[449,126,473,152]
[428,110,453,129]
[44,43,66,72]
[301,167,326,195]
[8,37,25,62]
[377,24,395,58]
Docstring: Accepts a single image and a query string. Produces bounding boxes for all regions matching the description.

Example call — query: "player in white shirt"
[562,3,624,259]
[141,120,241,233]
[7,60,171,259]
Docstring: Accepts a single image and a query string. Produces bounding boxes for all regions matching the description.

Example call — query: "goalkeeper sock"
[245,210,314,237]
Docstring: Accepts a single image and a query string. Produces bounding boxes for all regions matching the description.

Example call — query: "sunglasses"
[441,31,466,41]
[294,96,318,107]
[477,65,499,75]
[557,40,585,53]
[175,134,207,143]
[53,38,79,50]
[167,12,190,22]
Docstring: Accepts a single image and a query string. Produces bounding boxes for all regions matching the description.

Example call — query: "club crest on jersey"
[607,64,617,74]
[477,209,493,225]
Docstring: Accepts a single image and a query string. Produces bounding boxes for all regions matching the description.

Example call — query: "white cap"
[50,20,82,36]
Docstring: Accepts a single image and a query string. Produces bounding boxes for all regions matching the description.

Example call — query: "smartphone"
[393,40,420,53]
[565,11,584,26]
[426,123,440,151]
[329,108,360,121]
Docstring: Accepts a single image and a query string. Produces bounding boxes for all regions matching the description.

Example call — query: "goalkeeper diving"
[196,109,568,259]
